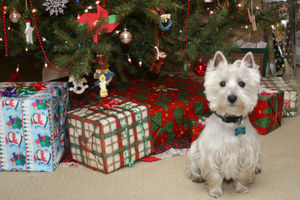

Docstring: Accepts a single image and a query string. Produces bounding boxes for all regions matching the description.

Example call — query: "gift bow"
[99,99,119,109]
[0,87,18,97]
[153,85,167,93]
[13,82,27,88]
[30,82,47,91]
[98,98,128,109]
[17,87,37,96]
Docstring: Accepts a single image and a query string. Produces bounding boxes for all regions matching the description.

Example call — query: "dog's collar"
[213,111,246,136]
[212,111,243,123]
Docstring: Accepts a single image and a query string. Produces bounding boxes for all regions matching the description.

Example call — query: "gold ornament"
[120,28,132,44]
[9,9,22,23]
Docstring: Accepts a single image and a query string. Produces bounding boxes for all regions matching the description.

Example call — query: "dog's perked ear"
[213,51,227,68]
[241,52,258,69]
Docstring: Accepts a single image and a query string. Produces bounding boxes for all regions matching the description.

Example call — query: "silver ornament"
[120,28,132,44]
[42,0,68,16]
[9,9,21,23]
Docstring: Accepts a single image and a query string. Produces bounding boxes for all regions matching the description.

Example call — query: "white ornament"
[68,75,89,94]
[42,0,68,16]
[24,20,34,44]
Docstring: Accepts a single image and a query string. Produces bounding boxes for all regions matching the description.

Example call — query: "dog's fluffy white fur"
[186,51,261,198]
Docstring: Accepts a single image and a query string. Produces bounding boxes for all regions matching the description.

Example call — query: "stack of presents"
[0,65,297,173]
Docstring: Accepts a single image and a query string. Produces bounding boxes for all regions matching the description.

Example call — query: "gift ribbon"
[99,99,120,109]
[17,87,37,96]
[30,82,47,91]
[13,82,27,88]
[111,109,134,167]
[96,98,128,109]
[0,87,18,97]
[132,107,150,156]
[122,103,150,160]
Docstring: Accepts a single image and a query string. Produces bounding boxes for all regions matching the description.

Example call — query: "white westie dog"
[186,51,261,198]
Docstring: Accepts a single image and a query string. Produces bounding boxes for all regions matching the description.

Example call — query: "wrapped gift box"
[0,82,68,171]
[67,98,154,173]
[249,89,284,135]
[261,77,297,117]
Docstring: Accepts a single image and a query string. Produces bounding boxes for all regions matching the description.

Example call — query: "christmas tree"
[1,0,279,83]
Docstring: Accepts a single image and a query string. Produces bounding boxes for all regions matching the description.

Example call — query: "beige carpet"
[1,69,299,200]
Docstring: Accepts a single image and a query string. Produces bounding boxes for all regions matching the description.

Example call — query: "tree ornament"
[159,14,172,31]
[68,76,89,94]
[9,9,21,23]
[42,0,68,16]
[193,60,207,76]
[24,19,34,44]
[77,4,119,43]
[120,28,132,44]
[149,46,167,74]
[247,8,257,31]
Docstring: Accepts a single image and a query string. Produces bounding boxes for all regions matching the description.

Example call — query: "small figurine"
[99,74,108,98]
[68,75,89,94]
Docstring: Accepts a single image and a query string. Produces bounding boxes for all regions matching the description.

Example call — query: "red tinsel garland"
[2,5,8,57]
[185,0,191,49]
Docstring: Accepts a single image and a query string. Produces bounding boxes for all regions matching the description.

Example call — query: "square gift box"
[0,82,68,171]
[261,77,297,117]
[249,89,284,135]
[67,98,154,173]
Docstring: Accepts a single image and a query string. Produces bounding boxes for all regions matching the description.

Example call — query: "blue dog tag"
[235,126,246,136]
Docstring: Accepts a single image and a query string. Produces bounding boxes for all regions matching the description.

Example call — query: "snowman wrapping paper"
[0,82,68,171]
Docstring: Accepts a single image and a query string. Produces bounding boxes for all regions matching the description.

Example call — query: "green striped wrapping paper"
[261,77,297,117]
[67,98,154,173]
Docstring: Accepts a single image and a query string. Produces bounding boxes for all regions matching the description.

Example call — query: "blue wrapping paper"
[0,82,68,172]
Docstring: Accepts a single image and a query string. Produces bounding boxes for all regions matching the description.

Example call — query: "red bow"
[30,82,47,91]
[97,98,128,109]
[99,99,119,109]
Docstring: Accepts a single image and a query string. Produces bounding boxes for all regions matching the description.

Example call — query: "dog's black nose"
[227,95,237,104]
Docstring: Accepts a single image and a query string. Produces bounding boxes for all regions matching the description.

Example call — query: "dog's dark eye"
[239,81,246,88]
[220,81,226,87]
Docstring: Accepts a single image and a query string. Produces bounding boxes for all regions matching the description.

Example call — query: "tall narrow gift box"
[67,98,154,173]
[249,89,284,135]
[0,82,68,171]
[261,77,297,117]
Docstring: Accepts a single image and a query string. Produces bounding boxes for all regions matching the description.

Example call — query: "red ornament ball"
[193,61,207,76]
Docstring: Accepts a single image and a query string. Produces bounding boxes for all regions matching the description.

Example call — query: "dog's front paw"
[209,186,223,198]
[192,176,204,183]
[233,181,249,194]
